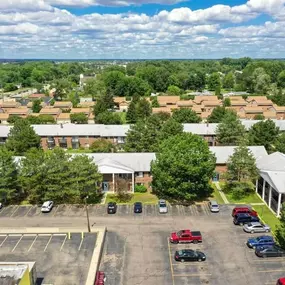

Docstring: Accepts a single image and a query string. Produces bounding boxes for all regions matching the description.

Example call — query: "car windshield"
[160,203,166,207]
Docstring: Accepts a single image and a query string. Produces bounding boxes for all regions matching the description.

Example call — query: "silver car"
[158,199,168,214]
[243,222,270,234]
[209,200,219,213]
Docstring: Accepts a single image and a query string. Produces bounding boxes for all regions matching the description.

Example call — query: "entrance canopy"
[96,158,134,174]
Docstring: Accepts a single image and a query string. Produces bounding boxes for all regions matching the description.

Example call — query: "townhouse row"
[1,120,285,150]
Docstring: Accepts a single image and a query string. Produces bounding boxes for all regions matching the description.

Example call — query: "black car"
[107,202,117,214]
[233,213,259,225]
[174,249,206,262]
[134,202,143,213]
[255,245,285,258]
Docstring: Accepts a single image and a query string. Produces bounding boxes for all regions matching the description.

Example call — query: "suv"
[232,206,258,217]
[107,202,117,214]
[247,235,275,248]
[233,213,259,225]
[41,201,54,213]
[158,199,168,214]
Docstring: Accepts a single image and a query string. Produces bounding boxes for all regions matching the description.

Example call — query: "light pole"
[85,195,91,233]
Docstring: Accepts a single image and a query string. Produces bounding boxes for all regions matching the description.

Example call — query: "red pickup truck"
[95,271,105,285]
[169,229,202,244]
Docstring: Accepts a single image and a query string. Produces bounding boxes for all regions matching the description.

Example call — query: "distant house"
[57,113,71,124]
[53,101,73,109]
[28,93,46,100]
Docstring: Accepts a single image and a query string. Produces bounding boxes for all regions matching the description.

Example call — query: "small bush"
[135,184,147,193]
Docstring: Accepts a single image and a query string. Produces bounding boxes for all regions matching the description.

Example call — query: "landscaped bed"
[105,192,159,205]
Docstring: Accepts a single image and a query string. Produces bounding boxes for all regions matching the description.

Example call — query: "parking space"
[99,205,285,285]
[0,232,97,285]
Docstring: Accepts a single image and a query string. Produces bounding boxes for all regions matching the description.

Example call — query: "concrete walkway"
[214,182,229,204]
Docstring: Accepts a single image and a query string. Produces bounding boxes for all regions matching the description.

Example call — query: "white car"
[41,201,54,213]
[209,200,219,213]
[243,222,270,233]
[158,199,168,214]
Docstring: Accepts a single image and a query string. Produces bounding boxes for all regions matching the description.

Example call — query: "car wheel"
[240,223,243,226]
[193,240,198,244]
[180,259,185,263]
[265,229,269,233]
[251,230,254,234]
[198,258,202,262]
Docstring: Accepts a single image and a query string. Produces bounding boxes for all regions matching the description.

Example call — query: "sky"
[0,0,285,59]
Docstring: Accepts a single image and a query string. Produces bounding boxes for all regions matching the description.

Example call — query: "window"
[117,137,125,144]
[47,136,55,149]
[59,137,67,148]
[72,136,80,149]
[137,172,143,178]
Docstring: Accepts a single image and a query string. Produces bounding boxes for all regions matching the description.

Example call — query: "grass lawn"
[105,192,159,205]
[252,205,280,232]
[210,184,225,204]
[224,192,264,204]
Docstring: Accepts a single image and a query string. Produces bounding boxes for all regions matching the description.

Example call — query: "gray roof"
[1,120,285,138]
[210,146,268,164]
[257,152,285,194]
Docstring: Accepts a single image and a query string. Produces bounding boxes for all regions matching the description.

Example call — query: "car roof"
[249,222,262,226]
[42,201,52,206]
[180,249,194,253]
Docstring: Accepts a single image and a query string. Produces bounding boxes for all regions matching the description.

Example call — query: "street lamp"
[84,195,91,233]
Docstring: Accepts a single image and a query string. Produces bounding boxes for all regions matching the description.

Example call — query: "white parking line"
[192,205,199,215]
[11,235,24,252]
[0,235,8,247]
[173,273,212,277]
[28,235,38,252]
[10,206,20,217]
[167,238,175,285]
[60,235,67,251]
[78,238,84,251]
[44,235,53,252]
[24,206,34,217]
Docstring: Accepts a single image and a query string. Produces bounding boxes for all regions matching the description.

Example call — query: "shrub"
[135,184,147,193]
[223,181,255,199]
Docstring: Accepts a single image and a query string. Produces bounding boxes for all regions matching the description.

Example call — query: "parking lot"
[99,205,285,285]
[0,202,219,218]
[0,232,97,285]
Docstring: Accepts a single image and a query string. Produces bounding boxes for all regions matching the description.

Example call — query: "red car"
[232,207,258,217]
[95,271,105,285]
[169,229,202,244]
[277,278,285,285]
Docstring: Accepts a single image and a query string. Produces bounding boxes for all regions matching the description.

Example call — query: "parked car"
[243,222,270,233]
[247,236,275,249]
[169,229,202,244]
[277,278,285,285]
[107,202,117,214]
[174,249,206,262]
[233,213,259,225]
[134,202,142,213]
[208,200,219,213]
[255,245,285,258]
[158,199,168,214]
[95,271,106,285]
[41,201,54,213]
[232,206,258,217]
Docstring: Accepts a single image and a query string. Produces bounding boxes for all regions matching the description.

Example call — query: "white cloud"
[0,0,53,12]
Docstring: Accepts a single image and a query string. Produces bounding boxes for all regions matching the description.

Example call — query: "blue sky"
[0,0,284,59]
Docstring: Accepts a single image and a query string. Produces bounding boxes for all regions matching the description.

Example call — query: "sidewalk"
[213,182,229,204]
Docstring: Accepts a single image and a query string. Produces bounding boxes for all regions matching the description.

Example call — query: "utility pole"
[85,195,91,233]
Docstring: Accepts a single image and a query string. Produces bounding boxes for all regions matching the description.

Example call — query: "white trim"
[277,193,282,217]
[262,179,265,200]
[269,186,272,208]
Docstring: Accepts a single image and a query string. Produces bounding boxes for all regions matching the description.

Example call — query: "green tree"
[38,115,56,124]
[207,106,227,123]
[248,119,280,152]
[126,100,137,123]
[93,93,115,115]
[7,115,21,124]
[136,98,152,121]
[70,113,88,124]
[277,71,285,88]
[276,205,285,248]
[6,119,41,155]
[226,144,258,182]
[0,147,19,203]
[216,110,246,145]
[84,78,106,100]
[223,97,231,107]
[223,72,235,89]
[274,133,285,154]
[253,114,265,120]
[253,67,271,94]
[158,118,183,141]
[172,108,201,123]
[32,99,42,113]
[208,73,221,91]
[4,83,18,92]
[151,96,160,108]
[167,85,181,96]
[68,155,102,202]
[95,111,122,125]
[90,139,115,153]
[151,133,216,202]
